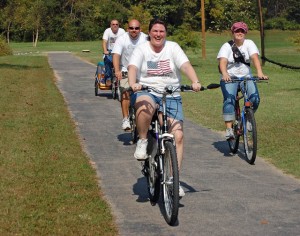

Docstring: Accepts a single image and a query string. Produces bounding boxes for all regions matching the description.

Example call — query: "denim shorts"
[131,92,184,121]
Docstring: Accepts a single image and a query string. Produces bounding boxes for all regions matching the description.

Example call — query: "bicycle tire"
[111,77,117,99]
[243,108,257,164]
[145,158,160,205]
[129,106,138,143]
[94,80,99,96]
[228,105,241,153]
[117,86,122,102]
[228,122,240,153]
[162,141,179,226]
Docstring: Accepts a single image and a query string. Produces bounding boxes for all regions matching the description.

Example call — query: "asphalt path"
[48,52,300,236]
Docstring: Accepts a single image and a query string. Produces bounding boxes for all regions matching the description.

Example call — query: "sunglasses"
[129,27,140,30]
[112,24,119,26]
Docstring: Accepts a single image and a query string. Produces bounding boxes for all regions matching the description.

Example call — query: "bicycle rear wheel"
[145,158,160,205]
[162,140,179,226]
[243,108,257,164]
[111,77,117,99]
[129,106,138,143]
[228,119,241,153]
[228,102,241,153]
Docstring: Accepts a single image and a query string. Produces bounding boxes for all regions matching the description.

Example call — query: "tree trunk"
[6,22,11,44]
[34,28,39,47]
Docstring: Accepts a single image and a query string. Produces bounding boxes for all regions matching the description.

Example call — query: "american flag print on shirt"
[147,59,172,75]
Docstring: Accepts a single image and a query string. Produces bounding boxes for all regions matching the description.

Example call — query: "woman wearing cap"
[217,21,268,140]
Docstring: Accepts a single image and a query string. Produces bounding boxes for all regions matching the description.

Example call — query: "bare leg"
[168,119,184,171]
[121,91,130,118]
[135,95,156,139]
[225,120,233,129]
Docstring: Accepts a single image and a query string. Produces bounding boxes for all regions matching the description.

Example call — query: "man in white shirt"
[112,19,147,130]
[102,19,125,86]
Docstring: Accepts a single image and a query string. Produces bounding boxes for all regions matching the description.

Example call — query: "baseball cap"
[231,22,248,33]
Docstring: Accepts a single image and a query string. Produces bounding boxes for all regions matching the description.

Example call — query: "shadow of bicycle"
[213,140,254,164]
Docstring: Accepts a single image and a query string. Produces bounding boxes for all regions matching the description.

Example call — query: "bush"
[168,24,201,51]
[0,37,13,56]
[265,17,300,30]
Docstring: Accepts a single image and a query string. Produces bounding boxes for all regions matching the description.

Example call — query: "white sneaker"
[122,118,131,131]
[225,128,234,140]
[134,139,148,160]
[179,184,185,197]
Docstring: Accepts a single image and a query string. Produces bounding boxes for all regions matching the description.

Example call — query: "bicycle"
[130,83,219,225]
[112,71,127,102]
[226,76,268,164]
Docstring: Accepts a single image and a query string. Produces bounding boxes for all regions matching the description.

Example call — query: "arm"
[218,57,231,81]
[251,53,268,79]
[112,53,122,80]
[102,39,109,54]
[128,65,141,92]
[180,61,201,91]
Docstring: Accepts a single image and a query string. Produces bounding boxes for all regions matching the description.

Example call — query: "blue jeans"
[220,80,260,121]
[131,92,184,121]
[104,54,113,81]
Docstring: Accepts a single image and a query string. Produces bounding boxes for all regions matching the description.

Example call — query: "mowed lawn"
[0,30,299,234]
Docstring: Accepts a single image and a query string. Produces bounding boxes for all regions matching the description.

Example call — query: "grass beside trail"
[0,56,118,235]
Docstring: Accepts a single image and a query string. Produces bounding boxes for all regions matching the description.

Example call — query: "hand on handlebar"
[221,73,232,82]
[257,73,269,80]
[131,83,142,92]
[115,71,122,80]
[191,81,202,92]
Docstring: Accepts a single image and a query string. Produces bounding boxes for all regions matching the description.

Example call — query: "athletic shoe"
[179,184,185,197]
[225,128,234,140]
[122,118,131,131]
[134,139,148,160]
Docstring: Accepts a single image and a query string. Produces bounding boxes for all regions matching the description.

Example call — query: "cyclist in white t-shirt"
[128,18,202,197]
[112,19,147,131]
[217,21,268,140]
[102,19,125,86]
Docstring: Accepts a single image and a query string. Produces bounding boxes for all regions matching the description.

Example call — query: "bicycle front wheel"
[162,140,179,226]
[243,108,257,164]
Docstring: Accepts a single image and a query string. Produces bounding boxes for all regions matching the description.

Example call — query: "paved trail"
[48,52,300,236]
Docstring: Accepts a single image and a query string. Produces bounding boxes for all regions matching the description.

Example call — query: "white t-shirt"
[112,32,148,71]
[217,39,259,77]
[102,28,126,51]
[129,41,189,97]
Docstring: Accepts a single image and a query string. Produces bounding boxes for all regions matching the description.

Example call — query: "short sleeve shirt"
[217,39,260,77]
[112,32,148,71]
[102,28,126,51]
[129,41,189,97]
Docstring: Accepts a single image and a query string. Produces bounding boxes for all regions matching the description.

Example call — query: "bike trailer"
[95,61,111,90]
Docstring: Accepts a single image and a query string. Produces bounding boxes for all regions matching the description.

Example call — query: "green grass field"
[1,30,299,234]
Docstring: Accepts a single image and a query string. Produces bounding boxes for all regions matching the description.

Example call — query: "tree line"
[0,0,299,45]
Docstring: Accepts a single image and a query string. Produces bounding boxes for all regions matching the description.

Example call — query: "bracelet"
[193,81,200,83]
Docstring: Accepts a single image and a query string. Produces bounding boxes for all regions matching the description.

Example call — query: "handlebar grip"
[180,85,193,91]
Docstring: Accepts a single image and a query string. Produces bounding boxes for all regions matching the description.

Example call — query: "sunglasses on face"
[112,24,119,26]
[129,27,140,30]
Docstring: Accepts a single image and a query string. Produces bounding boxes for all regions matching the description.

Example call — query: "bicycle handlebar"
[124,83,220,93]
[227,76,269,83]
